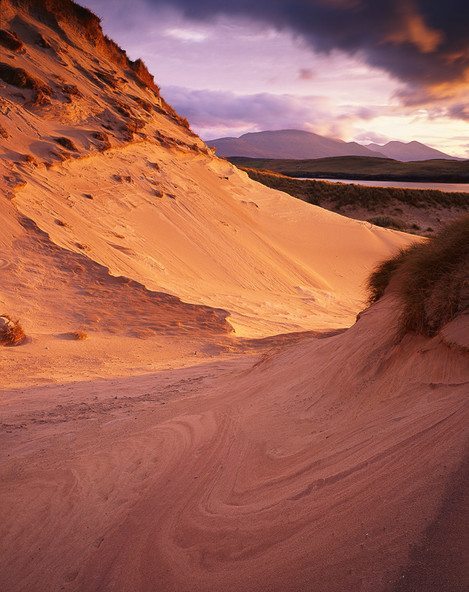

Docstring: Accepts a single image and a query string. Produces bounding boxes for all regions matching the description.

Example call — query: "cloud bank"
[145,0,469,105]
[163,86,379,139]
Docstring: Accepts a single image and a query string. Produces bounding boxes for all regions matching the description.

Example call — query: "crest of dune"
[0,2,467,591]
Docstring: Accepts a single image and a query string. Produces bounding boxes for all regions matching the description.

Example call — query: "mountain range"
[209,129,459,162]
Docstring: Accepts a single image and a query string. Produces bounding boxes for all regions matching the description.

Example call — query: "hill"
[229,155,469,182]
[367,140,459,161]
[208,129,384,159]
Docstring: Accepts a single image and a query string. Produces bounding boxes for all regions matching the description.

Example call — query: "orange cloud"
[387,2,443,53]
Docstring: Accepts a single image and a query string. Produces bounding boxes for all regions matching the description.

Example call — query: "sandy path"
[1,298,468,592]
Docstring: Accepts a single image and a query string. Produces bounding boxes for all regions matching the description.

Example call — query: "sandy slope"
[0,0,413,345]
[0,2,468,591]
[12,141,413,338]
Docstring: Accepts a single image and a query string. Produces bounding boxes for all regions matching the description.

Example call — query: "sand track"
[1,298,467,592]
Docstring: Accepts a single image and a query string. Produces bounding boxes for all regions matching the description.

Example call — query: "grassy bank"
[241,167,469,235]
[231,155,469,183]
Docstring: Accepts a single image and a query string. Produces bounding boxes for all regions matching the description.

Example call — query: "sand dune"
[0,1,467,591]
[13,142,413,337]
[0,0,412,344]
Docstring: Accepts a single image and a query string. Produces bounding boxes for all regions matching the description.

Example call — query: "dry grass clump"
[68,331,88,341]
[368,216,406,231]
[367,216,469,336]
[367,248,415,305]
[0,315,26,346]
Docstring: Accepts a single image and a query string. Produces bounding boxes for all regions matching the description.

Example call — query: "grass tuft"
[367,216,406,231]
[367,216,469,336]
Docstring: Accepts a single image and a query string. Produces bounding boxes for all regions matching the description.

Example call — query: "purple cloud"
[136,0,469,99]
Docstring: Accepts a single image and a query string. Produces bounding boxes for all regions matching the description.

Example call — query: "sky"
[82,0,469,157]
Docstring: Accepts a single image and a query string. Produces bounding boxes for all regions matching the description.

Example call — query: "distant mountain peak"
[367,140,458,161]
[209,129,383,160]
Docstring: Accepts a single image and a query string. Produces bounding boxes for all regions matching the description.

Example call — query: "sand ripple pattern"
[1,301,468,592]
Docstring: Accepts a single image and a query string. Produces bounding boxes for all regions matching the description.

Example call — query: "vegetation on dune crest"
[241,167,468,235]
[367,216,469,336]
[366,216,407,231]
[243,167,468,211]
[9,0,161,95]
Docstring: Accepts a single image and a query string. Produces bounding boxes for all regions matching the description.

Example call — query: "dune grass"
[367,216,469,336]
[367,216,407,231]
[242,167,469,212]
[241,167,468,234]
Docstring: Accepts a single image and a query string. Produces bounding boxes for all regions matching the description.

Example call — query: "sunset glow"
[84,0,469,156]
